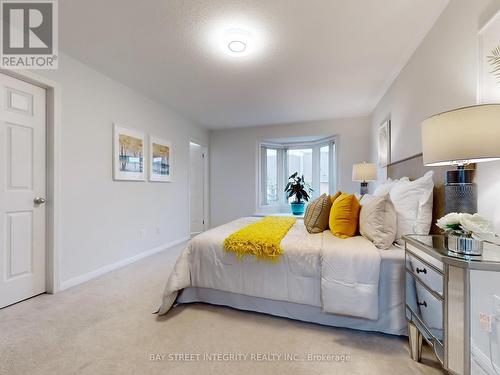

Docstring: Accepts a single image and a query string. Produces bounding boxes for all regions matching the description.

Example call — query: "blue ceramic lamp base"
[360,182,368,195]
[444,167,477,214]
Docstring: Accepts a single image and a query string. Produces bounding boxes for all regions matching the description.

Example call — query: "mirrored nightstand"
[404,235,500,375]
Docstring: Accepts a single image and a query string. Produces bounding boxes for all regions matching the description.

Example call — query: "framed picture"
[378,120,391,168]
[149,136,172,182]
[113,124,145,181]
[478,10,500,103]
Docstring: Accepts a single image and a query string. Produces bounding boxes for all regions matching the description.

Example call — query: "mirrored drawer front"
[406,244,444,272]
[405,271,444,344]
[406,253,443,297]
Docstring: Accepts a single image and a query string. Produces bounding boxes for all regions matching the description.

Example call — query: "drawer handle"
[417,301,427,308]
[416,267,427,274]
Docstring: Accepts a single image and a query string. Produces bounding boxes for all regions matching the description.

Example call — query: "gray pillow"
[359,194,397,249]
[303,194,332,234]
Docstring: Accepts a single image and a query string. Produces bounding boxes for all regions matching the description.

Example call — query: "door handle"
[417,301,427,308]
[416,267,427,274]
[34,197,46,205]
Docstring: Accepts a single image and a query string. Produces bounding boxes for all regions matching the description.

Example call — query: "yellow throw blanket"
[224,216,297,261]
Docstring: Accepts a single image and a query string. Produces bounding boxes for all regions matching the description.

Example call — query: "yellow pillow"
[329,193,361,238]
[330,191,342,204]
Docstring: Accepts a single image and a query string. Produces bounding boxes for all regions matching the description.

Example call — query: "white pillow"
[390,171,434,243]
[373,177,409,196]
[359,194,397,250]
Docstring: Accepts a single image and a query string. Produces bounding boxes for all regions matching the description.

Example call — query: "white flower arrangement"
[436,212,494,237]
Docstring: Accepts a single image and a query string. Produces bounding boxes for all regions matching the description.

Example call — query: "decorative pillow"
[359,194,397,249]
[390,171,434,243]
[373,177,409,196]
[330,191,342,204]
[303,194,332,234]
[329,193,361,239]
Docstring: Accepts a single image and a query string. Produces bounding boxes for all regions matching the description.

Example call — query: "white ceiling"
[60,0,449,129]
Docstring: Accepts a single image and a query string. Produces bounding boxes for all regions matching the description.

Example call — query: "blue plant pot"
[290,202,305,215]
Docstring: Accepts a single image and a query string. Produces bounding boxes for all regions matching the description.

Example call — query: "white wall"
[34,53,209,285]
[210,117,371,226]
[369,0,500,367]
[370,0,500,233]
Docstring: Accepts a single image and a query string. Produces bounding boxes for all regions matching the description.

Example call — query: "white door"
[0,73,46,308]
[189,142,206,236]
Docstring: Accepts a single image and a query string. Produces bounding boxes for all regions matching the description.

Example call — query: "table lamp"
[421,104,500,214]
[352,162,377,195]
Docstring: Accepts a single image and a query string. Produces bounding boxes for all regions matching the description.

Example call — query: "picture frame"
[113,123,145,181]
[478,10,500,103]
[149,135,172,182]
[378,120,391,168]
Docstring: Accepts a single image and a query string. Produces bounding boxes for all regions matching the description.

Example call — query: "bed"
[158,216,406,335]
[158,154,450,336]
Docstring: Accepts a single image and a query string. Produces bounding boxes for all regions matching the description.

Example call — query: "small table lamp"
[352,162,377,195]
[421,104,500,214]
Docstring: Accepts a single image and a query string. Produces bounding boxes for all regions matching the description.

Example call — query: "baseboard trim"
[59,236,189,291]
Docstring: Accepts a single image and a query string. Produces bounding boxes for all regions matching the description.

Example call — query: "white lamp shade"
[352,163,377,182]
[421,104,500,166]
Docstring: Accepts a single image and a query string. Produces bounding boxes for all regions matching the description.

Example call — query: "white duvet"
[321,231,380,320]
[158,217,381,320]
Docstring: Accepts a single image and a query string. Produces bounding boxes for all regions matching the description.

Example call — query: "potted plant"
[285,172,313,215]
[436,213,493,255]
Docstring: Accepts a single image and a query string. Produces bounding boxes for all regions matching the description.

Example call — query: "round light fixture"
[228,40,246,53]
[205,19,267,61]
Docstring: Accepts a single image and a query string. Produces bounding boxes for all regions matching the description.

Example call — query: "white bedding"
[321,231,381,320]
[159,217,389,320]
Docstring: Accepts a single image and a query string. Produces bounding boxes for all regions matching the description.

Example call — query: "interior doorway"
[0,73,47,308]
[189,141,208,237]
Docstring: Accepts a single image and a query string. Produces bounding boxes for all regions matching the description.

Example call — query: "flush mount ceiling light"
[224,28,251,56]
[205,19,267,61]
[228,40,247,53]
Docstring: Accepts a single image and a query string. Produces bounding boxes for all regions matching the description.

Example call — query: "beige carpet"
[0,243,445,375]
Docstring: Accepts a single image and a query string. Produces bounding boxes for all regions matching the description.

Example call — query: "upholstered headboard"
[386,153,475,234]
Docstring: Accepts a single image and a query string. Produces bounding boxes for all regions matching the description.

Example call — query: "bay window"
[259,137,337,211]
